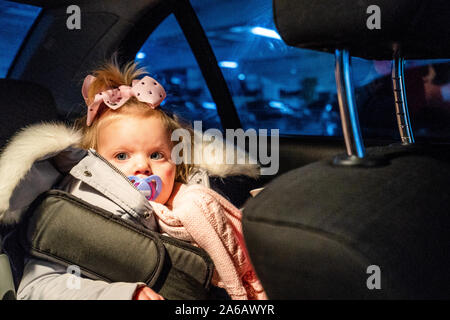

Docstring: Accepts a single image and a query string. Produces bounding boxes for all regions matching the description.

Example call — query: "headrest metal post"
[334,49,365,158]
[392,56,415,145]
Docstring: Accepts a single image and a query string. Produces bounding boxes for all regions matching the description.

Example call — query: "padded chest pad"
[21,190,215,300]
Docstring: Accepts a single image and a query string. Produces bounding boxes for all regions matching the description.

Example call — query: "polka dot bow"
[82,75,167,126]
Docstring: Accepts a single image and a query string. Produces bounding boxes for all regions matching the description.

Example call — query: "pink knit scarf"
[150,184,267,300]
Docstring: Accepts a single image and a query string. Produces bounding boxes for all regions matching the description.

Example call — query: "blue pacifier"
[128,175,162,201]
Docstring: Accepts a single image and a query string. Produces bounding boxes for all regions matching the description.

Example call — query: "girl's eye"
[150,152,163,160]
[116,153,128,161]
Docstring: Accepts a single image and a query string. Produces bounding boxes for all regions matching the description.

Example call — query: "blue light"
[202,102,217,110]
[184,101,195,111]
[269,101,293,114]
[269,101,284,109]
[219,61,238,69]
[326,123,337,136]
[170,76,181,85]
[230,26,247,33]
[136,52,146,59]
[250,27,281,40]
[238,73,246,80]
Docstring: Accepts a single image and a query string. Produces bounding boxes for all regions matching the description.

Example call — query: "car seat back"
[244,144,450,298]
[243,0,450,299]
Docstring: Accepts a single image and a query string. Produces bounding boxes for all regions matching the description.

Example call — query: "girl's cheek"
[154,164,176,204]
[113,161,131,176]
[157,163,176,185]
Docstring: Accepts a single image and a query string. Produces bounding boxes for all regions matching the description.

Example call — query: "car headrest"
[0,79,59,151]
[273,0,450,60]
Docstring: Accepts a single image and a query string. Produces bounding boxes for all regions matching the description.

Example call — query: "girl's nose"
[133,157,152,176]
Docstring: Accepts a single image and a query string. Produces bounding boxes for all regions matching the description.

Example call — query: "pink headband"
[82,75,167,126]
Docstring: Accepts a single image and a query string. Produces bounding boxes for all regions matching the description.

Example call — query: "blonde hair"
[75,59,194,183]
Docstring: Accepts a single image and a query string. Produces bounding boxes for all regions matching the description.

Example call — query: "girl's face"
[96,115,176,205]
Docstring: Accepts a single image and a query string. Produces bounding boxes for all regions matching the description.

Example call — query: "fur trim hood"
[0,122,259,224]
[0,123,81,217]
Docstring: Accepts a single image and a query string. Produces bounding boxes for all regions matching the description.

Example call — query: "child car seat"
[0,78,60,300]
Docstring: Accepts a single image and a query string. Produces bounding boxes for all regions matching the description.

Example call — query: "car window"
[135,14,222,130]
[397,59,450,139]
[191,0,342,136]
[353,58,450,140]
[0,1,41,77]
[137,0,450,140]
[191,0,450,140]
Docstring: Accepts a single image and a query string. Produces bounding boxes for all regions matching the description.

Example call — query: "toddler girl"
[78,61,266,300]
